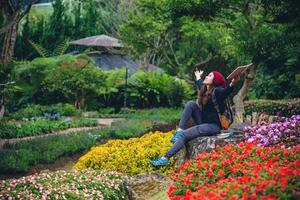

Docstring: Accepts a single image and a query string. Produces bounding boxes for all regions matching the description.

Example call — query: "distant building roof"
[69,35,123,47]
[88,53,161,74]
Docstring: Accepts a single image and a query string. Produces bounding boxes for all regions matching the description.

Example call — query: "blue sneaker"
[150,157,169,166]
[170,130,183,143]
[217,132,234,139]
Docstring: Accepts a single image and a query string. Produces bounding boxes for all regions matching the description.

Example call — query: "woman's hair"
[197,84,214,110]
[196,71,226,109]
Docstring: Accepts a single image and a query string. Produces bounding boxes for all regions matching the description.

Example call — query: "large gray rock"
[174,130,245,166]
[125,172,171,200]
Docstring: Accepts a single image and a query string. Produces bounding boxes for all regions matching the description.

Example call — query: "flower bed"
[74,131,176,175]
[244,115,300,147]
[0,170,126,199]
[168,142,300,199]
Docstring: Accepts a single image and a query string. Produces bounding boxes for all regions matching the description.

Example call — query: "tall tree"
[0,0,38,64]
[120,0,234,76]
[45,0,72,51]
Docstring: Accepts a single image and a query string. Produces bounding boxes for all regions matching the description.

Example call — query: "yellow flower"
[74,130,176,175]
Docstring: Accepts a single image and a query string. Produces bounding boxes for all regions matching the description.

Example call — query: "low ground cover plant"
[244,115,300,147]
[168,142,300,199]
[0,170,126,199]
[0,129,105,173]
[0,118,98,138]
[74,130,176,175]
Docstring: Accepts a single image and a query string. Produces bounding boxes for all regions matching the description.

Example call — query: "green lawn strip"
[0,118,98,139]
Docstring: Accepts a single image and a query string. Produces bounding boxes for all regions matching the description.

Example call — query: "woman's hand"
[194,70,204,80]
[230,74,241,86]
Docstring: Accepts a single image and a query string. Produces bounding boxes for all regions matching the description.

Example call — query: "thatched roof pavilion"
[88,53,162,75]
[69,35,161,74]
[69,35,123,47]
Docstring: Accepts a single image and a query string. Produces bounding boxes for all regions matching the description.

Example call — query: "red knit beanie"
[212,71,226,88]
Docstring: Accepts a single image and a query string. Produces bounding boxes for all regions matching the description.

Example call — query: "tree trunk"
[0,87,4,119]
[75,90,86,110]
[1,14,21,65]
[233,65,255,123]
[143,49,150,71]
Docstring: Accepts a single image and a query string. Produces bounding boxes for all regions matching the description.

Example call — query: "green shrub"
[9,103,80,120]
[126,70,193,108]
[6,58,59,109]
[244,99,300,117]
[42,56,107,109]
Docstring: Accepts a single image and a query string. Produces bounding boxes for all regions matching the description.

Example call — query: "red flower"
[219,189,227,197]
[185,189,192,199]
[168,185,177,197]
[255,148,262,155]
[280,178,288,189]
[250,193,257,199]
[283,149,289,157]
[184,177,191,186]
[230,195,239,200]
[279,167,291,176]
[168,142,299,200]
[218,169,225,177]
[293,168,300,176]
[206,169,214,178]
[242,193,248,200]
[207,191,216,198]
[188,172,194,179]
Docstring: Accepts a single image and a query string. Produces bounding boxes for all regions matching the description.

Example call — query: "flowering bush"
[244,115,300,147]
[244,99,300,117]
[0,170,126,199]
[74,131,176,175]
[168,142,300,199]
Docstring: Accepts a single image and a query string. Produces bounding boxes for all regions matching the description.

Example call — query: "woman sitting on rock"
[151,70,240,166]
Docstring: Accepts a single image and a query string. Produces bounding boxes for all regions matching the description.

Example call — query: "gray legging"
[165,101,221,158]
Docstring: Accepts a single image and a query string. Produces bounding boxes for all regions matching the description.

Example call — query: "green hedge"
[244,99,300,117]
[0,118,98,139]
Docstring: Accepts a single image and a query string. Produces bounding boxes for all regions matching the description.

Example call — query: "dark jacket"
[195,80,234,128]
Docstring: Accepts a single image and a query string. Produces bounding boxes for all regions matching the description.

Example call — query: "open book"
[226,63,253,80]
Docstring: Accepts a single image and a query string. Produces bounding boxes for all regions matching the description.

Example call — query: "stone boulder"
[125,172,171,200]
[174,125,246,166]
